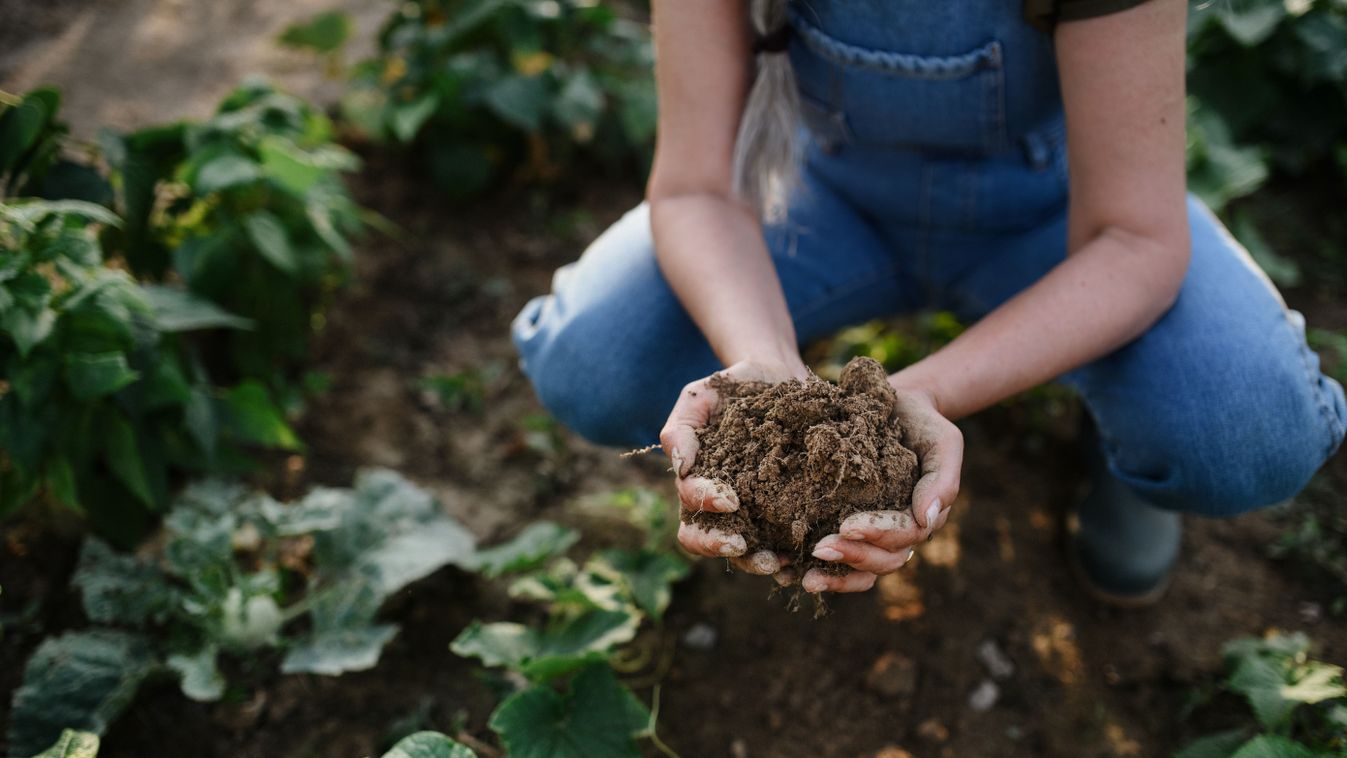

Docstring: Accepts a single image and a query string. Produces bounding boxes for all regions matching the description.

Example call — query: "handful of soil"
[685,357,919,575]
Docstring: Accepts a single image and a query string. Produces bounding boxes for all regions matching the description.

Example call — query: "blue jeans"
[511,2,1347,517]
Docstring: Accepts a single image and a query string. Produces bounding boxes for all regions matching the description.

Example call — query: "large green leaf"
[71,538,177,627]
[469,521,579,578]
[390,95,440,144]
[190,152,260,194]
[242,211,299,275]
[381,732,476,758]
[482,75,549,132]
[488,664,649,758]
[140,285,253,332]
[1228,735,1320,758]
[101,413,154,505]
[30,729,101,758]
[451,609,640,681]
[64,353,139,401]
[279,624,399,675]
[6,630,157,757]
[1174,729,1250,758]
[217,380,301,450]
[592,549,689,621]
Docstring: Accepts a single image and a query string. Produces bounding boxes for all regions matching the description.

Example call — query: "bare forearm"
[891,229,1189,420]
[649,193,805,372]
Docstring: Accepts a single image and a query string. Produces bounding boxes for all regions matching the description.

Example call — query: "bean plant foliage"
[0,201,265,541]
[101,77,365,388]
[339,0,656,195]
[450,488,690,757]
[6,469,476,758]
[1178,632,1347,758]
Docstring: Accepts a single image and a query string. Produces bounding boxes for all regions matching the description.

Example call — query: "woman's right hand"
[659,359,809,576]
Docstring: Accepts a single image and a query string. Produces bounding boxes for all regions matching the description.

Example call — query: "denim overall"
[511,1,1346,516]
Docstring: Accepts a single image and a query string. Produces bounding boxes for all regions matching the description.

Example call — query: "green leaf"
[390,95,440,143]
[278,11,353,54]
[64,353,139,401]
[488,664,649,758]
[71,538,176,627]
[469,521,579,578]
[191,152,260,194]
[6,630,156,757]
[451,609,640,682]
[257,137,356,195]
[1175,729,1251,758]
[1229,654,1296,730]
[483,75,549,132]
[166,646,226,702]
[381,732,477,758]
[102,413,154,505]
[140,285,253,331]
[593,549,689,620]
[2,307,57,357]
[45,457,79,511]
[30,729,101,758]
[0,95,50,173]
[279,624,399,675]
[1228,735,1320,758]
[218,380,301,450]
[243,211,299,275]
[1217,3,1285,47]
[552,71,603,142]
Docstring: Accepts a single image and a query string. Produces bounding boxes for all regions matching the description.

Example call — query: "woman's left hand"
[790,385,964,594]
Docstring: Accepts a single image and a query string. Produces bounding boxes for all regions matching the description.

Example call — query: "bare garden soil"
[3,3,1347,754]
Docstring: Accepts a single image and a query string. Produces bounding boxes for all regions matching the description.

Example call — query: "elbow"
[1098,223,1190,321]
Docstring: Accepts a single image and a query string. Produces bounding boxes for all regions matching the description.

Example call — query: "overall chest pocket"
[789,13,1008,154]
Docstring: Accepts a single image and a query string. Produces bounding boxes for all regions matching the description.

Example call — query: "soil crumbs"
[689,357,917,574]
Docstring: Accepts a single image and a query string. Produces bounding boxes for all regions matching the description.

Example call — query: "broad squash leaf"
[381,731,476,758]
[469,521,578,578]
[30,729,101,758]
[488,664,649,758]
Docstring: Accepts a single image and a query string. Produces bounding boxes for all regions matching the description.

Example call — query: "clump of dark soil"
[685,357,919,574]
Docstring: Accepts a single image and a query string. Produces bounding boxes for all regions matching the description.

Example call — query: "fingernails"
[718,535,746,556]
[924,499,942,530]
[812,545,844,561]
[670,447,685,477]
[713,496,738,513]
[802,572,827,593]
[748,551,779,573]
[901,547,915,565]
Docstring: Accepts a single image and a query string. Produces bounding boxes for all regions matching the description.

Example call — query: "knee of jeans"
[512,297,663,449]
[1111,391,1341,518]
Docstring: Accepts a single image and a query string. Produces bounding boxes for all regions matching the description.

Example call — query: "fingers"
[730,550,791,575]
[659,379,720,478]
[802,568,877,594]
[676,476,739,514]
[837,510,924,551]
[908,418,963,530]
[812,535,914,575]
[677,522,746,558]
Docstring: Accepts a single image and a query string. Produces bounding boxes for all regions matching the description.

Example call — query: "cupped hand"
[659,359,808,577]
[795,385,963,593]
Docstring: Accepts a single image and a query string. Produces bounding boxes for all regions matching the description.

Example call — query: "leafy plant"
[0,201,278,542]
[1177,632,1347,758]
[6,469,477,755]
[343,0,656,195]
[29,729,101,758]
[101,78,364,393]
[0,89,108,204]
[449,499,688,757]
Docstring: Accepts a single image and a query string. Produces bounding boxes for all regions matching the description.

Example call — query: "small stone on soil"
[681,622,718,651]
[976,639,1015,680]
[968,679,1000,712]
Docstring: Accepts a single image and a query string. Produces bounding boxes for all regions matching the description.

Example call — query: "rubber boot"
[1069,450,1183,607]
